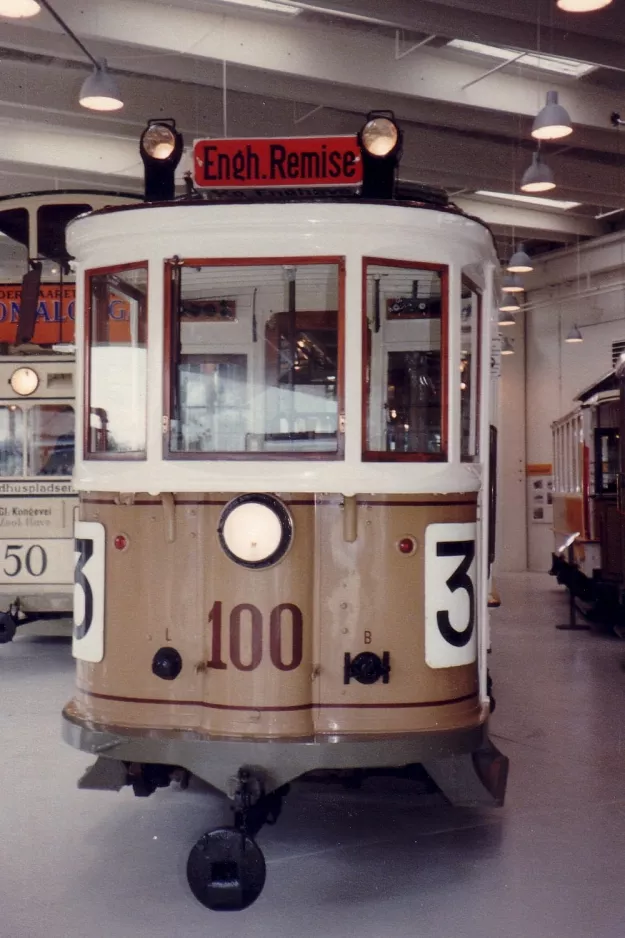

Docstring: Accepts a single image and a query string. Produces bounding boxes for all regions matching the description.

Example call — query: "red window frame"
[460,274,482,464]
[162,255,346,461]
[83,261,149,461]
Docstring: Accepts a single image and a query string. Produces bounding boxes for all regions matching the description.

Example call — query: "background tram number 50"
[3,543,47,577]
[206,600,303,672]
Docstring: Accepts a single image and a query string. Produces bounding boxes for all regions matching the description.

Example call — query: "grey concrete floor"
[2,573,625,937]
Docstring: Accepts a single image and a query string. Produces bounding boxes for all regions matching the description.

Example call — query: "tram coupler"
[186,768,289,911]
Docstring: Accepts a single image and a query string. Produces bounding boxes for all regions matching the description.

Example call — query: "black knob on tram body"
[152,646,183,680]
[344,651,391,685]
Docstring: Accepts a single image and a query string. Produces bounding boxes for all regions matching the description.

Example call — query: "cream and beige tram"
[0,191,137,642]
[62,116,508,911]
[550,371,623,618]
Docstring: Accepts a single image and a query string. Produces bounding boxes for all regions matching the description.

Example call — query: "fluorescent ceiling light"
[448,39,595,79]
[474,190,581,211]
[216,0,300,13]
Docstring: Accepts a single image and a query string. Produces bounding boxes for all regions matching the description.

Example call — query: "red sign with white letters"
[193,135,363,189]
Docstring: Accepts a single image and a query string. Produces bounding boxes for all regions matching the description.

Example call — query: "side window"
[0,405,23,476]
[86,264,148,457]
[27,404,75,476]
[166,259,343,458]
[595,428,618,495]
[460,277,481,462]
[363,259,447,460]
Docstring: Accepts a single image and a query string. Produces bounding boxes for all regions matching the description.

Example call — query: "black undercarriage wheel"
[0,613,17,644]
[187,827,266,912]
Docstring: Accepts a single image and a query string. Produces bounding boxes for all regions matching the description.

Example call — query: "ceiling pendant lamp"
[498,310,516,327]
[557,0,612,10]
[500,337,515,355]
[507,244,534,273]
[565,324,583,343]
[0,0,40,15]
[79,59,124,111]
[532,91,573,141]
[501,274,524,294]
[499,294,521,315]
[521,151,556,193]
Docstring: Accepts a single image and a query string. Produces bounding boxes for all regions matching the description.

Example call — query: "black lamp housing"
[17,261,42,345]
[139,118,184,203]
[358,110,403,200]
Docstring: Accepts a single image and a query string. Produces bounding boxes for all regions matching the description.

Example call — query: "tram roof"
[575,371,618,403]
[72,182,497,251]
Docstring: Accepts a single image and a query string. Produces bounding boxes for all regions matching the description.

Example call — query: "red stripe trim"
[77,687,478,712]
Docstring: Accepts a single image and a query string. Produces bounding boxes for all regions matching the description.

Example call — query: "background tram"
[0,191,137,642]
[550,367,625,626]
[62,115,507,911]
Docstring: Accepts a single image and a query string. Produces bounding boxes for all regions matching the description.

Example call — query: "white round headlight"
[218,495,293,569]
[10,366,39,396]
[361,117,399,157]
[142,124,176,160]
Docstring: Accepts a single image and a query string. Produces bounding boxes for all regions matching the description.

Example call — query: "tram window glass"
[595,428,619,495]
[37,204,92,263]
[0,207,29,249]
[86,264,148,457]
[27,405,74,476]
[460,277,481,461]
[363,259,447,460]
[0,406,23,476]
[167,260,342,456]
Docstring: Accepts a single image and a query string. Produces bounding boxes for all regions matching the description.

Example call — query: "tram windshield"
[167,260,342,456]
[363,260,447,460]
[0,403,74,477]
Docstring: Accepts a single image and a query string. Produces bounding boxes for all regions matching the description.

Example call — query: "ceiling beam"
[292,0,625,73]
[455,196,603,239]
[7,0,623,136]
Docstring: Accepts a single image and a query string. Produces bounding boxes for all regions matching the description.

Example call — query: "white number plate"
[0,539,74,585]
[425,521,478,669]
[72,521,106,663]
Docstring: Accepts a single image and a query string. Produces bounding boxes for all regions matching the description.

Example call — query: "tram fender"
[422,738,509,807]
[78,757,128,792]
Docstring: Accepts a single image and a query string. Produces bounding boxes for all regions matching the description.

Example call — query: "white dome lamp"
[507,244,534,274]
[79,60,123,112]
[565,324,583,343]
[0,0,40,16]
[499,295,522,316]
[532,91,573,141]
[500,337,515,356]
[498,309,516,327]
[521,151,556,193]
[557,0,612,10]
[501,274,524,294]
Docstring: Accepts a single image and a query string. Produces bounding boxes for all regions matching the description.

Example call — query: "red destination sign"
[193,135,363,189]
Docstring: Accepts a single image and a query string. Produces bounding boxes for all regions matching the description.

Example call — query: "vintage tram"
[550,366,625,623]
[0,191,137,642]
[62,115,508,911]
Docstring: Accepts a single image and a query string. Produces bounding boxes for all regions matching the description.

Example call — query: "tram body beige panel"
[73,493,482,739]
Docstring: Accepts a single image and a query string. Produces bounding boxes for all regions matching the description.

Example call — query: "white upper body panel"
[67,200,497,495]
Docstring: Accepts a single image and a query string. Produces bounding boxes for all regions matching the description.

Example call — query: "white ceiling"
[2,0,625,259]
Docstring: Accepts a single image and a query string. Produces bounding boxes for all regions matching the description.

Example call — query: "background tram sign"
[193,135,363,189]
